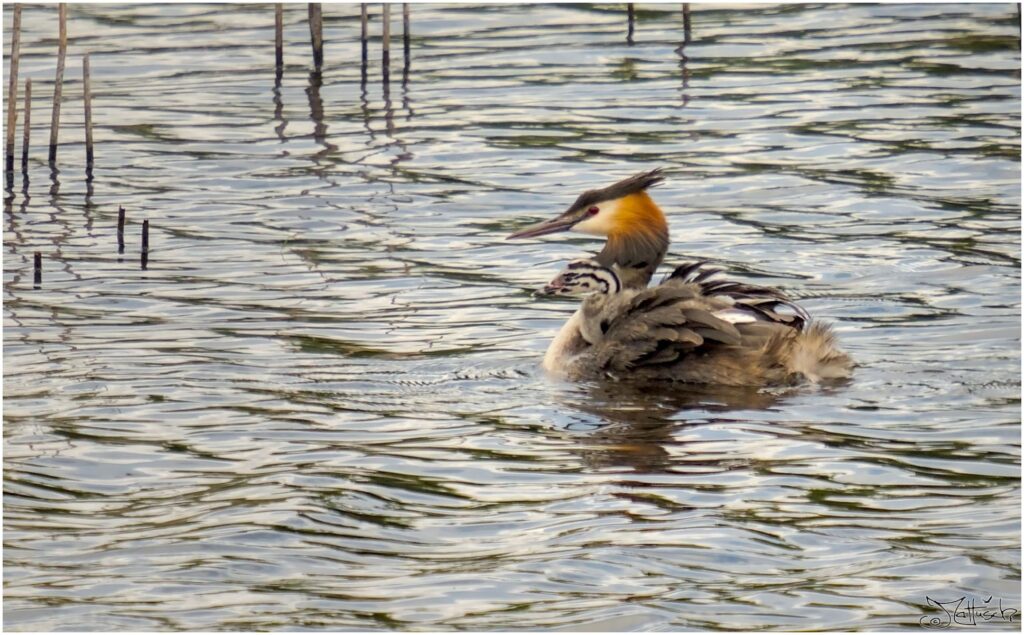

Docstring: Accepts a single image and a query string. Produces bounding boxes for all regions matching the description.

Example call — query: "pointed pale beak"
[507,213,578,240]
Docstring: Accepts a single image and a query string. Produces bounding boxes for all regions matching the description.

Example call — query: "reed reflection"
[84,179,95,237]
[48,165,60,199]
[383,89,396,138]
[305,69,337,157]
[306,70,326,144]
[360,77,377,145]
[272,75,287,142]
[4,188,26,243]
[47,195,80,282]
[401,73,414,123]
[677,3,692,107]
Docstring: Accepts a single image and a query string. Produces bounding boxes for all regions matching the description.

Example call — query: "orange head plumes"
[506,168,670,288]
[575,189,668,241]
[507,168,667,241]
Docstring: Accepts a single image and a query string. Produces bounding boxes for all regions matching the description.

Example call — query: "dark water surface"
[4,3,1021,631]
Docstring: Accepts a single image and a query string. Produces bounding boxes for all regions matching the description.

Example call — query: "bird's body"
[539,260,852,386]
[509,168,853,387]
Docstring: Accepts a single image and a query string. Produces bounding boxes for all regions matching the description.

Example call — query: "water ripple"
[4,2,1020,631]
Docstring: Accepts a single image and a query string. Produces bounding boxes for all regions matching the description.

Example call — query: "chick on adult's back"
[539,259,852,386]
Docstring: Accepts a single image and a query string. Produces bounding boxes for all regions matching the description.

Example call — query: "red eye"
[587,206,599,216]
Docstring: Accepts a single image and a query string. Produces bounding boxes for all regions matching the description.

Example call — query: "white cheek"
[572,200,621,236]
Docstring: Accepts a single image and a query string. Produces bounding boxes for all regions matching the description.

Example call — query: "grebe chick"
[537,259,852,386]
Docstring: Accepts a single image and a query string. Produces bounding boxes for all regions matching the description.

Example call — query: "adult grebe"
[512,171,852,386]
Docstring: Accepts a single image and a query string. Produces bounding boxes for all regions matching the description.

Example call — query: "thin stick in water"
[6,4,22,176]
[361,4,368,65]
[308,3,323,69]
[360,3,368,85]
[33,251,41,288]
[141,219,149,270]
[49,3,68,165]
[627,3,635,45]
[83,54,94,175]
[275,4,284,72]
[382,3,391,84]
[22,78,31,174]
[403,3,410,72]
[117,205,125,253]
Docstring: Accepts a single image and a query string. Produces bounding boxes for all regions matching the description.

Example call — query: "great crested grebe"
[509,170,852,386]
[535,259,851,385]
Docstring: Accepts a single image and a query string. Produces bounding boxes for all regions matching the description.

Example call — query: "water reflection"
[360,79,377,145]
[83,178,95,237]
[305,69,327,147]
[4,192,24,245]
[401,75,414,123]
[563,381,786,473]
[3,3,1019,631]
[40,182,81,284]
[383,89,396,138]
[272,75,287,142]
[677,3,692,107]
[47,164,59,198]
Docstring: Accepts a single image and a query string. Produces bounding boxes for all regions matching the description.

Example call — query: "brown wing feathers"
[592,292,744,372]
[664,261,809,330]
[586,262,808,372]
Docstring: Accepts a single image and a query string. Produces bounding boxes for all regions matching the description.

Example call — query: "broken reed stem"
[48,3,68,165]
[627,3,635,44]
[403,3,410,70]
[683,3,691,42]
[6,4,22,175]
[382,3,391,84]
[141,219,149,270]
[33,251,41,288]
[308,3,323,69]
[83,54,93,174]
[275,4,283,71]
[21,79,31,173]
[117,205,125,253]
[361,4,368,68]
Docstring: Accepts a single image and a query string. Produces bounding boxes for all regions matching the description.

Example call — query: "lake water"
[3,3,1021,631]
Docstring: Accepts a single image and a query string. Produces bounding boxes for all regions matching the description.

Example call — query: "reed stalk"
[6,4,23,175]
[48,3,68,165]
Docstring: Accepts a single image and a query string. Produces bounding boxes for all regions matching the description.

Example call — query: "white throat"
[542,308,583,376]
